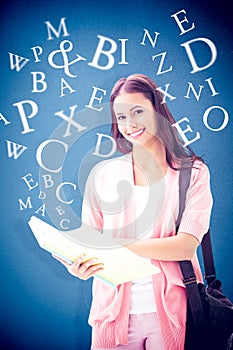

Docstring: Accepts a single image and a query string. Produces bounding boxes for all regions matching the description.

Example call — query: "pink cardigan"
[81,153,213,350]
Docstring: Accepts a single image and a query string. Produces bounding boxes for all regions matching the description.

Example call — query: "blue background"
[0,0,232,349]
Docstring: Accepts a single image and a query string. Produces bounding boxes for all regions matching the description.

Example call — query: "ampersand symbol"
[48,40,86,78]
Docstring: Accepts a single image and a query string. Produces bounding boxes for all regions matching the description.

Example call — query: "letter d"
[181,37,217,74]
[92,133,117,158]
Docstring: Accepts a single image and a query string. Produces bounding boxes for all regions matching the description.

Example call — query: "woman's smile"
[113,92,158,147]
[127,127,146,139]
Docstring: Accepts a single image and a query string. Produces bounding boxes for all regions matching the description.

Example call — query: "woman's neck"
[132,139,168,186]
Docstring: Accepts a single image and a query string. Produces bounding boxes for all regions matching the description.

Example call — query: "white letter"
[92,133,117,158]
[203,106,229,131]
[156,84,176,104]
[8,52,29,72]
[22,173,38,191]
[31,72,47,93]
[140,29,160,47]
[184,82,204,101]
[36,139,68,173]
[42,174,54,189]
[45,17,70,40]
[35,204,46,216]
[54,105,87,137]
[118,39,128,64]
[38,191,46,200]
[60,78,76,97]
[171,9,195,35]
[6,140,27,160]
[205,77,219,97]
[56,182,77,204]
[13,99,38,134]
[88,35,117,70]
[85,86,107,111]
[18,197,33,210]
[152,52,173,75]
[181,37,217,74]
[56,205,65,215]
[172,117,200,146]
[0,113,11,126]
[60,218,70,229]
[31,46,43,63]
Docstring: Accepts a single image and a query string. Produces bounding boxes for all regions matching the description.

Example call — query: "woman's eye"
[134,109,143,116]
[117,115,126,121]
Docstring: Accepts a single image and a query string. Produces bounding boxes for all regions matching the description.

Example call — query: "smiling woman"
[54,73,213,350]
[113,91,166,186]
[110,74,201,171]
[114,93,157,143]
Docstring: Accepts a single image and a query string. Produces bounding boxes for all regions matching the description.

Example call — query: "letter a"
[0,113,11,126]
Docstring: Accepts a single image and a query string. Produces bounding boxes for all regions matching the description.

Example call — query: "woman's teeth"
[129,128,145,138]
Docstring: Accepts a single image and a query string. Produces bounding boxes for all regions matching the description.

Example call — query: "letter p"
[13,99,39,134]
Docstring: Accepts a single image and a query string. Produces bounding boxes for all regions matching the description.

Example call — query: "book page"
[28,216,160,287]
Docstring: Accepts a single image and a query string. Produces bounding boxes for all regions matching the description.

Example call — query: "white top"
[129,182,164,314]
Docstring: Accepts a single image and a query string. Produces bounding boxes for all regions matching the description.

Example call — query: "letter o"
[203,105,229,131]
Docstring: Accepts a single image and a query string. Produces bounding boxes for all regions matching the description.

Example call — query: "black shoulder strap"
[176,165,215,329]
[201,229,216,284]
[176,166,192,232]
[177,166,216,284]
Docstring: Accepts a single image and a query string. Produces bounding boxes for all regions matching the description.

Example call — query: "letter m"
[45,17,70,40]
[18,197,33,210]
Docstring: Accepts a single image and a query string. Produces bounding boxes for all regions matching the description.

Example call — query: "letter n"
[140,29,160,48]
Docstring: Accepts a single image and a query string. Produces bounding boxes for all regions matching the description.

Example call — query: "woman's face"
[113,92,158,148]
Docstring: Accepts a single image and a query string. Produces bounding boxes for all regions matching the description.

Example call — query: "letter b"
[88,35,128,70]
[31,72,47,93]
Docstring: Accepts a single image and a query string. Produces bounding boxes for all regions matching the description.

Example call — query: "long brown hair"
[110,74,201,170]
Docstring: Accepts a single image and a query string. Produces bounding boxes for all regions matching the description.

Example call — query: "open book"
[28,215,160,287]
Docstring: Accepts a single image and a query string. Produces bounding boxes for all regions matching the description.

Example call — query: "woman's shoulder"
[191,159,210,177]
[180,160,211,189]
[169,159,211,184]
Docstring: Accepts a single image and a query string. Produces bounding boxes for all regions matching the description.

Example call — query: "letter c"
[36,139,68,173]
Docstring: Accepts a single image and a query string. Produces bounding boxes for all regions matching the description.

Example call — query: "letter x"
[156,84,176,104]
[54,105,87,137]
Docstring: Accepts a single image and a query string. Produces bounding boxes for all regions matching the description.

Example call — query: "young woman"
[53,74,213,350]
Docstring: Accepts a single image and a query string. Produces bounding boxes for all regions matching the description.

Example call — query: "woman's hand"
[52,254,104,280]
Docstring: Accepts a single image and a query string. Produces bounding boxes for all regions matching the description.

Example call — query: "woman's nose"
[127,116,138,128]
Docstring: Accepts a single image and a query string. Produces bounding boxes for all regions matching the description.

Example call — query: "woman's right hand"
[52,254,104,280]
